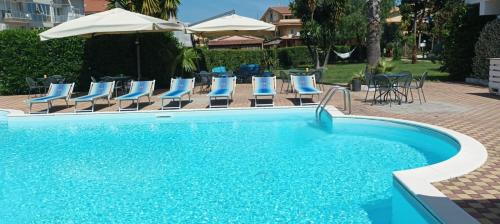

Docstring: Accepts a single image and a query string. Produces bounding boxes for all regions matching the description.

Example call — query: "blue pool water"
[0,108,459,223]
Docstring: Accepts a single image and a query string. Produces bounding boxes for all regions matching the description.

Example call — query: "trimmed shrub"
[199,46,313,71]
[201,49,265,71]
[0,29,84,94]
[0,29,180,94]
[472,19,500,79]
[82,32,179,88]
[277,46,312,68]
[443,5,496,81]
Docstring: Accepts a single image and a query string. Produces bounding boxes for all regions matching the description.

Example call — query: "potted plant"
[351,70,364,92]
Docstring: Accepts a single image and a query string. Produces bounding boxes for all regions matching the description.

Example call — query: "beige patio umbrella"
[39,8,184,80]
[187,12,276,37]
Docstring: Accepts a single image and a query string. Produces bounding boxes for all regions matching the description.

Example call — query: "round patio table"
[100,75,132,97]
[373,73,410,105]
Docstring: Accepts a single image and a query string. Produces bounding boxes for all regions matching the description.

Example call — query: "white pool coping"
[0,106,487,223]
[325,107,488,224]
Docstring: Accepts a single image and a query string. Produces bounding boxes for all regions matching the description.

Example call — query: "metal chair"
[397,71,413,103]
[409,72,428,104]
[364,69,377,102]
[25,77,45,98]
[279,71,290,93]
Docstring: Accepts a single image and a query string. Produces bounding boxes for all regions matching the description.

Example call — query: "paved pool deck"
[1,81,499,223]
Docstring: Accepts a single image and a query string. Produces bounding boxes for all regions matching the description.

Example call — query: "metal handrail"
[315,86,351,120]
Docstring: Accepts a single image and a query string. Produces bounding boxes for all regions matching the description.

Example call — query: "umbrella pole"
[135,35,141,80]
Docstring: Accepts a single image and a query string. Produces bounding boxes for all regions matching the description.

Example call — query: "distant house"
[261,6,302,47]
[84,0,107,15]
[466,0,500,16]
[208,35,264,50]
[0,0,84,30]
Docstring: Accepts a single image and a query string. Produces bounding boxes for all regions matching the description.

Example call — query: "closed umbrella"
[39,8,184,80]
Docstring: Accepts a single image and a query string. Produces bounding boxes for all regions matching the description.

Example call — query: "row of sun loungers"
[27,75,322,114]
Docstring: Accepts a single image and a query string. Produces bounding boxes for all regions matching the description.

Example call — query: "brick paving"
[1,81,499,223]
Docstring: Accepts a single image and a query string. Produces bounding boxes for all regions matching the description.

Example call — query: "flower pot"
[351,79,362,92]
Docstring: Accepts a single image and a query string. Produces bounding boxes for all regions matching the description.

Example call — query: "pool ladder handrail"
[315,86,351,120]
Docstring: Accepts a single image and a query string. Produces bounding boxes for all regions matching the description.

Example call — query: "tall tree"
[366,0,381,68]
[290,0,347,69]
[400,0,447,64]
[107,0,180,20]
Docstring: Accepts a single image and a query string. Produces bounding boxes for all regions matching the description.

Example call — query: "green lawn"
[320,60,449,84]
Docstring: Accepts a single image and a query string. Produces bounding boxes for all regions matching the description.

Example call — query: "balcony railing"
[3,11,32,22]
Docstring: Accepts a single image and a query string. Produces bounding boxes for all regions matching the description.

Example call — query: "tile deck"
[1,81,499,223]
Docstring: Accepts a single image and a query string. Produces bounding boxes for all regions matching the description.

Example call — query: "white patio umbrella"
[187,13,275,37]
[39,8,184,80]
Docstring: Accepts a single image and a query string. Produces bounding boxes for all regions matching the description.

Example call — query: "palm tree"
[366,0,381,68]
[108,0,180,20]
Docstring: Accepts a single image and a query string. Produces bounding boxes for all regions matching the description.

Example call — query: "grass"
[318,60,449,84]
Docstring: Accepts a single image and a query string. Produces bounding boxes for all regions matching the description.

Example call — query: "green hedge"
[82,33,179,88]
[443,5,496,81]
[200,46,313,71]
[276,46,313,68]
[472,19,500,79]
[0,29,84,94]
[0,29,179,95]
[201,48,265,71]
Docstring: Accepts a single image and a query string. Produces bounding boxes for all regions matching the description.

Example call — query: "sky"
[178,0,292,24]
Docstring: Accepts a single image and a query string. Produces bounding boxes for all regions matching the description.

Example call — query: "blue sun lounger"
[28,83,74,114]
[291,75,322,106]
[252,76,276,107]
[208,76,236,108]
[73,81,115,112]
[116,80,155,111]
[159,78,195,109]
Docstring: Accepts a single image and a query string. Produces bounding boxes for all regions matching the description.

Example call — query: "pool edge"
[324,107,487,224]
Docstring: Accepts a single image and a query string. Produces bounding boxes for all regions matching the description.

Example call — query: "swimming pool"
[0,108,484,223]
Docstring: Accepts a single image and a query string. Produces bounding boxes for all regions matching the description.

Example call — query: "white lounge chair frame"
[117,80,155,111]
[74,81,115,112]
[160,78,195,110]
[252,76,276,107]
[291,75,322,106]
[209,77,237,108]
[29,83,75,114]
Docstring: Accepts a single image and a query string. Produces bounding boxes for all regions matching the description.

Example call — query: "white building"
[466,0,500,16]
[0,0,84,30]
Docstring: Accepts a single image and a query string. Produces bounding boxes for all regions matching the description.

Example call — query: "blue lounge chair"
[73,81,115,112]
[28,83,74,114]
[207,76,236,108]
[291,75,322,106]
[116,80,155,111]
[159,78,195,109]
[252,76,276,107]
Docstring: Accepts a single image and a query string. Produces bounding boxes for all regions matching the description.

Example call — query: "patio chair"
[364,68,377,102]
[372,75,395,106]
[207,76,236,108]
[116,80,155,111]
[28,83,74,114]
[397,71,413,103]
[73,81,115,112]
[409,72,428,104]
[291,75,322,106]
[252,76,276,107]
[26,77,45,98]
[195,71,212,93]
[279,71,290,93]
[159,78,195,110]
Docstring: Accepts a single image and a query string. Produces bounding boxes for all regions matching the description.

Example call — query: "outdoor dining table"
[373,73,410,105]
[100,75,132,97]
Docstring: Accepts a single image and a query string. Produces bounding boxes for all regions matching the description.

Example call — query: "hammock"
[333,47,356,59]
